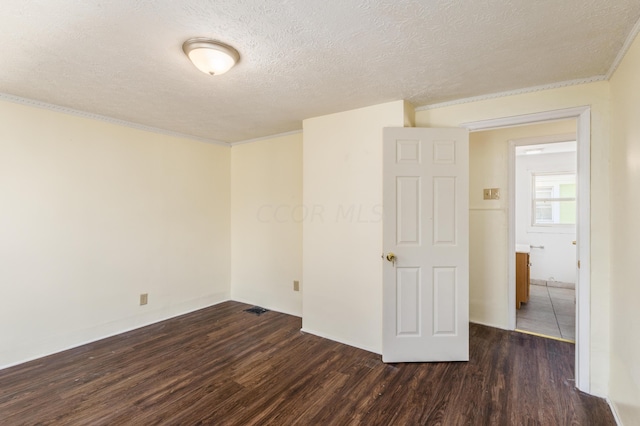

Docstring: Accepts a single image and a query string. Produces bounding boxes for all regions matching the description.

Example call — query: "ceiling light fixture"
[182,38,240,76]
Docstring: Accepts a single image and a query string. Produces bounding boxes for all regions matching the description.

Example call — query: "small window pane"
[532,173,576,226]
[558,200,576,224]
[559,183,576,198]
[536,186,553,199]
[535,202,553,223]
[534,200,576,225]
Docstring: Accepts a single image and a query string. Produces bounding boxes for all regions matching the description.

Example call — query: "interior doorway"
[513,137,577,341]
[463,106,591,394]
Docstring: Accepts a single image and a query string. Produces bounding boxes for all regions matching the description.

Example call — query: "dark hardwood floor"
[0,301,614,425]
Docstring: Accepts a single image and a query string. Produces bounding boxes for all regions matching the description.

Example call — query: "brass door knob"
[386,252,396,264]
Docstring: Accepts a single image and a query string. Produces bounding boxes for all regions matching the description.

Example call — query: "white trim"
[301,327,380,355]
[415,78,605,112]
[461,106,589,131]
[508,141,518,330]
[464,106,591,395]
[0,92,229,146]
[469,319,509,330]
[0,296,230,371]
[607,398,623,426]
[230,296,302,318]
[606,15,640,79]
[468,207,507,212]
[576,107,591,394]
[230,129,303,146]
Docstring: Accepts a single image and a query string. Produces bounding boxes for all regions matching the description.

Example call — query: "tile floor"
[516,283,576,341]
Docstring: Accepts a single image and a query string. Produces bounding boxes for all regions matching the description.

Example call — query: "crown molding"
[415,76,606,112]
[0,92,229,146]
[230,129,303,146]
[606,15,640,79]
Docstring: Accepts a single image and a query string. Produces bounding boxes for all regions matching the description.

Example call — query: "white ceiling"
[1,0,639,144]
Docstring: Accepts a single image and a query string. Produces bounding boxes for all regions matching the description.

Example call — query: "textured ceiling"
[1,0,639,144]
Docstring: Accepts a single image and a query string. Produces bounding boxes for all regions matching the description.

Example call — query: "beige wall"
[0,100,231,368]
[609,32,640,423]
[6,38,640,414]
[302,100,407,353]
[416,81,611,396]
[468,120,576,327]
[230,133,303,316]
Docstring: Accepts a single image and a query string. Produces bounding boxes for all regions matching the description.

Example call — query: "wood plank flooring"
[0,301,614,425]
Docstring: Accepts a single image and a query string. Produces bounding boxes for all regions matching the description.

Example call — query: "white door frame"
[461,106,591,394]
[508,132,577,330]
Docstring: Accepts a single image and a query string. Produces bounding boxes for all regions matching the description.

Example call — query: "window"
[532,173,576,226]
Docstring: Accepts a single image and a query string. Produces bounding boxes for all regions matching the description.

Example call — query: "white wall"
[516,151,576,284]
[302,100,409,353]
[0,100,231,368]
[417,84,611,396]
[230,133,303,316]
[609,31,640,424]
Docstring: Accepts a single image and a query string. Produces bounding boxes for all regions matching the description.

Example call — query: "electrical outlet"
[293,280,300,291]
[140,293,148,305]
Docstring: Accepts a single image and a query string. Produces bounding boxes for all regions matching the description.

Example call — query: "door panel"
[433,267,457,335]
[397,177,421,245]
[383,127,469,363]
[397,267,420,335]
[433,177,456,244]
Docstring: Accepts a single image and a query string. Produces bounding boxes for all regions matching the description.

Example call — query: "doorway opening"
[513,137,577,342]
[463,106,591,394]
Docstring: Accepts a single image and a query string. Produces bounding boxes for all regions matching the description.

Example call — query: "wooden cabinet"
[516,252,530,309]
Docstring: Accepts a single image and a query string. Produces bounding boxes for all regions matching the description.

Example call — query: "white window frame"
[531,171,576,227]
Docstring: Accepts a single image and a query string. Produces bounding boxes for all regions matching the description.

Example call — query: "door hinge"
[577,260,581,269]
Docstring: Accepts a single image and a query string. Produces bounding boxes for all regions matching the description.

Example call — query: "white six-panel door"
[382,127,469,362]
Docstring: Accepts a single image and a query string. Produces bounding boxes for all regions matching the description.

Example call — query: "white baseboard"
[300,327,381,355]
[0,295,229,371]
[607,398,624,426]
[469,319,510,330]
[230,296,302,318]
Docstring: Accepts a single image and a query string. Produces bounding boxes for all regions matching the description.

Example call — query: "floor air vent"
[244,306,269,316]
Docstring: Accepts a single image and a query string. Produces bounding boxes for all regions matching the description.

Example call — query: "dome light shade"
[182,38,240,76]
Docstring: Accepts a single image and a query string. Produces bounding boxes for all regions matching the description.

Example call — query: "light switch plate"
[483,188,500,200]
